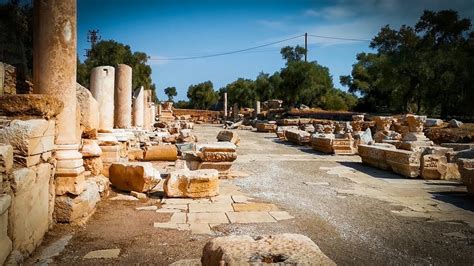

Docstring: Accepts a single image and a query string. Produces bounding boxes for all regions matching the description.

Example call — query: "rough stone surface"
[201,234,335,265]
[448,119,463,128]
[114,64,133,129]
[9,164,52,255]
[54,180,100,224]
[425,118,443,128]
[109,162,161,192]
[143,145,178,161]
[284,129,310,145]
[216,130,240,145]
[76,83,99,132]
[80,139,102,157]
[0,144,13,174]
[0,194,12,265]
[164,169,219,198]
[83,157,103,176]
[90,66,115,131]
[0,94,63,119]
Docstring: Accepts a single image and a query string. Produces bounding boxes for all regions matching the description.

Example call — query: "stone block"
[0,94,63,119]
[0,119,55,157]
[0,194,12,265]
[84,157,103,176]
[187,212,229,224]
[201,234,335,265]
[332,138,356,155]
[9,164,52,255]
[109,162,161,192]
[54,180,100,224]
[256,122,277,133]
[424,118,443,127]
[357,144,394,170]
[81,139,102,157]
[421,148,460,180]
[164,169,219,198]
[87,175,110,197]
[232,203,278,212]
[100,145,121,163]
[76,83,100,131]
[200,152,237,162]
[284,129,310,145]
[216,130,240,145]
[128,148,144,161]
[143,145,178,161]
[385,149,421,178]
[199,162,233,177]
[276,126,298,140]
[197,142,236,153]
[226,211,277,224]
[0,144,13,173]
[55,174,85,196]
[311,135,333,154]
[458,158,474,196]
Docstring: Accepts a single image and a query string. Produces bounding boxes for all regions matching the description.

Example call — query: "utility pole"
[304,32,308,62]
[85,29,101,57]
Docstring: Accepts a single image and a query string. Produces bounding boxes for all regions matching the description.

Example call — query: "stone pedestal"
[90,66,115,131]
[132,86,144,128]
[114,64,132,129]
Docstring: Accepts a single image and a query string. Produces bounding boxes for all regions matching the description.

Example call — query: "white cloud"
[256,19,286,29]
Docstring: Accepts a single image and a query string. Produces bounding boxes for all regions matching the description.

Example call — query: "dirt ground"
[27,124,474,265]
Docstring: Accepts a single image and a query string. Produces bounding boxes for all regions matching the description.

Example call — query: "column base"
[54,145,85,196]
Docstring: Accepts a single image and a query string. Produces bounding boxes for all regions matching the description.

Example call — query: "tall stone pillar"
[223,93,228,118]
[132,86,144,128]
[90,66,115,131]
[157,103,162,116]
[143,90,151,130]
[33,0,85,194]
[150,103,156,126]
[114,64,132,128]
[233,103,239,121]
[254,100,261,118]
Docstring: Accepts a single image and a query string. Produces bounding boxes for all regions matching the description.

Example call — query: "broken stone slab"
[358,144,396,171]
[311,135,333,154]
[164,169,219,198]
[284,129,311,145]
[196,142,237,153]
[131,191,147,199]
[256,122,277,133]
[143,145,178,161]
[0,119,55,156]
[201,234,335,265]
[109,162,161,192]
[76,83,100,132]
[54,180,100,224]
[80,139,102,157]
[0,94,63,119]
[448,119,463,128]
[421,147,460,180]
[0,194,12,265]
[216,130,240,145]
[200,152,237,162]
[276,126,298,140]
[424,118,443,128]
[0,144,13,174]
[385,148,421,178]
[83,157,103,176]
[87,175,110,197]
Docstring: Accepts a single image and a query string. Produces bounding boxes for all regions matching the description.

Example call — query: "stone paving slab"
[210,195,234,203]
[269,211,295,221]
[162,204,189,211]
[231,195,251,203]
[189,223,212,234]
[226,211,277,224]
[153,223,189,231]
[156,208,181,213]
[189,202,233,213]
[84,249,120,259]
[232,202,278,212]
[187,212,229,224]
[170,213,187,223]
[161,198,210,204]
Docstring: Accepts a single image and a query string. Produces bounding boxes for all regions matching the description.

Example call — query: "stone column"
[132,86,144,128]
[223,93,228,118]
[157,104,162,116]
[33,0,85,194]
[254,101,261,118]
[233,103,239,121]
[143,91,151,130]
[90,66,115,131]
[150,103,156,126]
[114,64,132,129]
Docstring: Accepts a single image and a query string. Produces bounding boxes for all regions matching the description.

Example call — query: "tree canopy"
[341,9,474,117]
[187,81,219,109]
[164,86,177,102]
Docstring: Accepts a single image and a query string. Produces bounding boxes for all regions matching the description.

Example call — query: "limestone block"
[109,162,161,192]
[311,135,333,154]
[100,145,120,163]
[76,83,99,131]
[128,148,144,161]
[84,157,103,176]
[406,115,426,132]
[197,142,237,153]
[421,154,460,180]
[256,122,277,133]
[0,119,55,156]
[200,152,237,162]
[201,234,335,265]
[164,169,219,198]
[54,180,100,224]
[448,119,463,128]
[0,94,63,119]
[87,175,110,197]
[440,143,474,152]
[81,139,102,157]
[0,194,12,265]
[216,130,240,145]
[276,126,298,140]
[9,164,52,254]
[458,159,474,195]
[374,116,393,131]
[143,145,178,161]
[284,129,310,145]
[358,144,394,170]
[385,149,421,178]
[332,138,355,155]
[55,174,85,196]
[199,162,233,177]
[0,144,13,174]
[424,118,443,127]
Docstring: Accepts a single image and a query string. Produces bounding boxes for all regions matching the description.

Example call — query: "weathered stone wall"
[0,62,17,95]
[173,109,221,123]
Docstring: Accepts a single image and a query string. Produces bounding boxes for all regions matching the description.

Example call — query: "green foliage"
[280,45,307,64]
[174,100,190,109]
[164,86,177,102]
[0,0,33,78]
[77,40,156,100]
[222,78,256,108]
[187,81,218,109]
[342,9,473,117]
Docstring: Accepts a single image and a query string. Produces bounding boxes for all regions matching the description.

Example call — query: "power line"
[308,34,371,42]
[149,34,304,61]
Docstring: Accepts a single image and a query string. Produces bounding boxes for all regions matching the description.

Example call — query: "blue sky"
[76,0,474,101]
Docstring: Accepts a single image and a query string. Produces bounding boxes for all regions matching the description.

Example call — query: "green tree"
[280,45,307,64]
[78,40,157,101]
[164,86,177,102]
[187,81,218,109]
[223,78,256,108]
